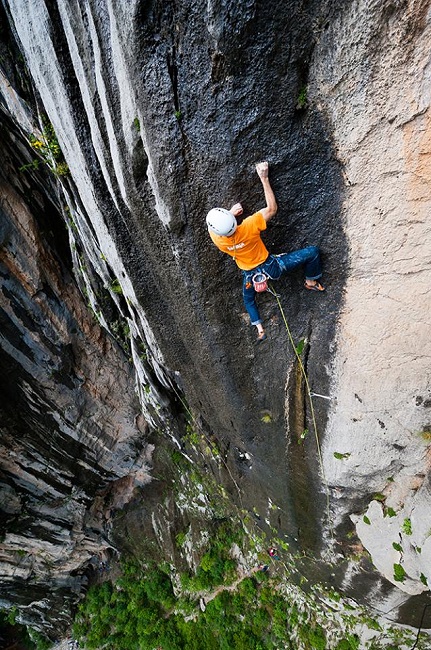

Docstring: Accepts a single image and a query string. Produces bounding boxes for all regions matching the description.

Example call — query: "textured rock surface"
[311,0,431,599]
[0,0,430,636]
[0,97,155,633]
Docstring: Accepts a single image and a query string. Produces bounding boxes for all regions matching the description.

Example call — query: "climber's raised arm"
[256,161,277,222]
[207,159,324,344]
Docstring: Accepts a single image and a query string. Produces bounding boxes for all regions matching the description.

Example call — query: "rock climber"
[206,161,325,342]
[268,547,280,560]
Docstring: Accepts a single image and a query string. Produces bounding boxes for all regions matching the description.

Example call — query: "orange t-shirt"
[209,212,268,271]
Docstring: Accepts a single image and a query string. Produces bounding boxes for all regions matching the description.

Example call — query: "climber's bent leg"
[275,246,322,280]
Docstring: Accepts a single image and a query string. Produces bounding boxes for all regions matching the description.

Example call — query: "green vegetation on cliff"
[73,558,329,650]
[69,431,429,650]
[72,527,426,650]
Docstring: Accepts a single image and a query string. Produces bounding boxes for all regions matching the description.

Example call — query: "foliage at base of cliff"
[72,531,427,650]
[73,560,329,650]
[71,434,430,650]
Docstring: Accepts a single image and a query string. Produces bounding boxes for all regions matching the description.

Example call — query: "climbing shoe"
[304,281,325,292]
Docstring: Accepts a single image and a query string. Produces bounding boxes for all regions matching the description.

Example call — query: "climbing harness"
[269,282,333,538]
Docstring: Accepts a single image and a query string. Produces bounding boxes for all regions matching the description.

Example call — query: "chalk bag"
[252,273,268,292]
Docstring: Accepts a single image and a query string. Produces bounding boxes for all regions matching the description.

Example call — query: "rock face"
[312,0,431,600]
[0,104,156,633]
[0,0,430,636]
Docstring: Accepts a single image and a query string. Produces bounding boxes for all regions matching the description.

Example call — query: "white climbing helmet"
[206,208,237,237]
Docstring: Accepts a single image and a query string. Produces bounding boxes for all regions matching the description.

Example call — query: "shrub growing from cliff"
[179,519,242,593]
[28,120,69,177]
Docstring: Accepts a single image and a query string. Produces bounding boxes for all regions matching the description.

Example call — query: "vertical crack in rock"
[286,335,323,552]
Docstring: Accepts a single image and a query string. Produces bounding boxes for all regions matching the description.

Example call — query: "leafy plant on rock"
[28,120,69,176]
[401,518,412,535]
[334,451,351,460]
[393,563,406,582]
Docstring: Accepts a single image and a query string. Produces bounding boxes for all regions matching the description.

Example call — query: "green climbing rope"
[272,289,333,538]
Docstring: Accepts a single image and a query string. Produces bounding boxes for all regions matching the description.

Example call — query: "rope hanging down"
[271,285,333,538]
